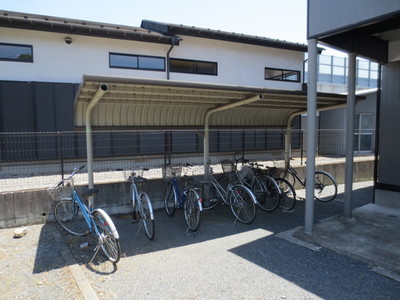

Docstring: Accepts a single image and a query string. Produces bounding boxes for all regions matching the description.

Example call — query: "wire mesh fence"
[0,128,363,193]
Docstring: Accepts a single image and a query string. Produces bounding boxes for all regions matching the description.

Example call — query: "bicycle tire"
[140,192,155,240]
[200,181,220,210]
[275,178,296,211]
[252,176,280,212]
[228,185,257,224]
[314,171,338,202]
[164,181,176,216]
[54,200,89,236]
[271,168,296,187]
[184,189,201,231]
[92,209,121,264]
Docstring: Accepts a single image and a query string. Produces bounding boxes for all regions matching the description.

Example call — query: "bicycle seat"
[134,177,147,183]
[81,188,99,197]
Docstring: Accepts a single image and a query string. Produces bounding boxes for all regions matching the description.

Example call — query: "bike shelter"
[73,74,361,228]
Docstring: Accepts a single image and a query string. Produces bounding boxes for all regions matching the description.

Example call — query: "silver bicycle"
[126,167,155,240]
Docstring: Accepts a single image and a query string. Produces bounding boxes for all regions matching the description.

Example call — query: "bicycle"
[270,159,338,202]
[220,154,281,212]
[126,167,155,240]
[201,163,257,224]
[48,165,121,264]
[232,152,296,211]
[163,163,202,232]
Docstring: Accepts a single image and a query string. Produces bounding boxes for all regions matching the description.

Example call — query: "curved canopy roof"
[74,75,358,129]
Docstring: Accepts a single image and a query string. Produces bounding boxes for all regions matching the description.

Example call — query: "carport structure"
[73,74,352,207]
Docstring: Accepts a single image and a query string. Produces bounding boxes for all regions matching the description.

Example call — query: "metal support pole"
[203,94,264,178]
[85,83,108,208]
[344,53,357,217]
[305,39,318,235]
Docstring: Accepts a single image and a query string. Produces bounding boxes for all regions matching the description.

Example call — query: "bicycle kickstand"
[88,241,102,264]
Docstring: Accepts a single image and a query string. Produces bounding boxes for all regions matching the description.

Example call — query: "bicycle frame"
[286,164,305,186]
[130,176,155,220]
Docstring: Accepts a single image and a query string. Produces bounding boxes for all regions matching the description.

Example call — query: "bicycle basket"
[238,165,254,180]
[162,165,182,179]
[220,159,235,173]
[47,181,73,201]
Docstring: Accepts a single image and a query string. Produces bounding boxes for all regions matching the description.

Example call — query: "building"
[307,0,400,233]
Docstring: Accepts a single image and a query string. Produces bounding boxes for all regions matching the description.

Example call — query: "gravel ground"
[2,181,399,300]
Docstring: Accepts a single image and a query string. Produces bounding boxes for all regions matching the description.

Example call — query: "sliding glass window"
[265,67,300,82]
[170,58,217,75]
[0,43,33,62]
[109,53,165,71]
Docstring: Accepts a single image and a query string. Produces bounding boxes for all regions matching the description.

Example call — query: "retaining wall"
[0,159,375,229]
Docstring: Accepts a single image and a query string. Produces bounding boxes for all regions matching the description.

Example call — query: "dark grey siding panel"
[34,83,58,159]
[140,131,164,154]
[377,62,400,187]
[34,82,56,131]
[54,84,75,131]
[1,82,35,131]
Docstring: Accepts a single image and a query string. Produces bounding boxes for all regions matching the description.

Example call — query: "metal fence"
[0,128,305,192]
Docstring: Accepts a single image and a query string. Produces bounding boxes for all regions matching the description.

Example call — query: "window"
[0,43,33,62]
[354,113,374,152]
[109,53,165,71]
[265,68,300,82]
[169,58,217,75]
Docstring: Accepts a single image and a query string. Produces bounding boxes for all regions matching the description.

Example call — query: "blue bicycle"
[48,165,121,264]
[163,163,202,232]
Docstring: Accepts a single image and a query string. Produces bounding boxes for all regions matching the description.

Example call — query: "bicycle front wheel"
[54,200,88,236]
[253,176,280,212]
[228,185,256,224]
[184,189,201,231]
[93,209,121,264]
[140,193,155,240]
[314,171,338,202]
[275,178,296,211]
[164,181,176,216]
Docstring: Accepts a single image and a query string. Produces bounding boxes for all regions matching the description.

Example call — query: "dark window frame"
[265,67,300,82]
[109,52,165,71]
[0,42,33,63]
[169,58,218,76]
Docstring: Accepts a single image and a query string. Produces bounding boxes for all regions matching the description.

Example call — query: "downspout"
[85,83,108,208]
[203,94,264,177]
[166,37,180,80]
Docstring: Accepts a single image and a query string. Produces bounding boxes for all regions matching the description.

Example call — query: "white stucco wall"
[0,27,304,90]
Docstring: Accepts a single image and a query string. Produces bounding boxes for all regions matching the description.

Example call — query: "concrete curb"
[51,231,98,300]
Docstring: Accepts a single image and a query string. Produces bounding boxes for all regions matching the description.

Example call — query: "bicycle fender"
[93,208,120,239]
[140,192,155,220]
[191,188,203,212]
[231,184,258,204]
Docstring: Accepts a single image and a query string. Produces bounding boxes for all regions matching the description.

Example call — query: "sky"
[0,0,342,55]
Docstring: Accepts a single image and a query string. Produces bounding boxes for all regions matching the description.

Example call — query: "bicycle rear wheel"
[140,193,155,240]
[314,171,337,202]
[228,185,256,224]
[164,181,176,216]
[184,189,201,231]
[54,200,88,236]
[271,168,296,187]
[275,178,296,211]
[93,209,121,264]
[200,181,220,210]
[253,176,280,212]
